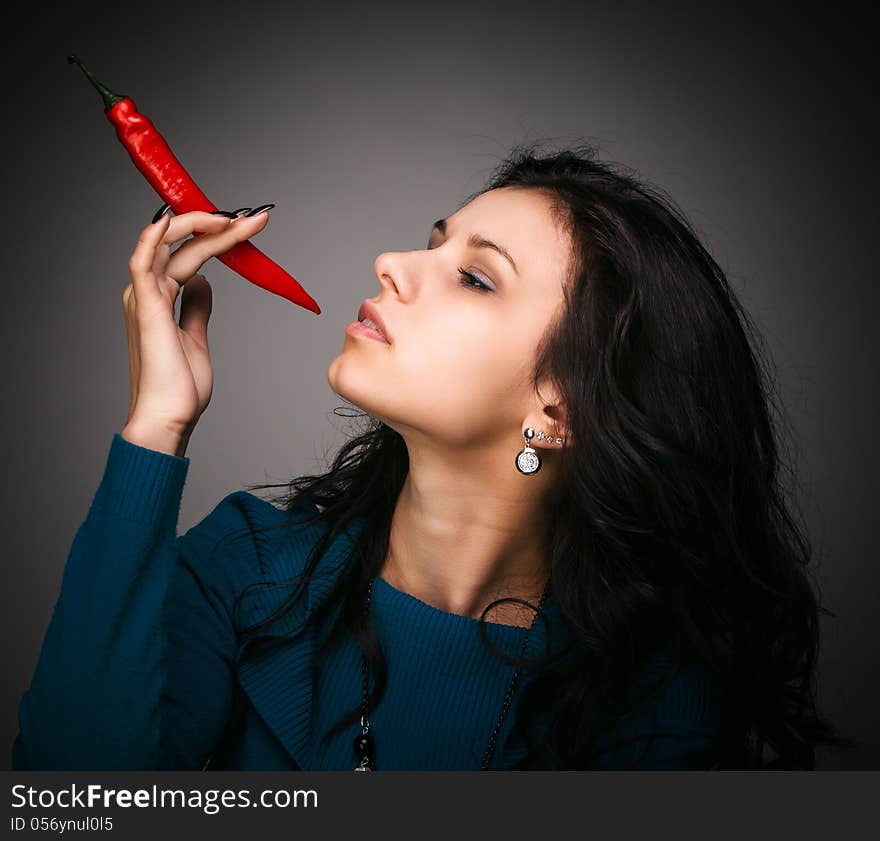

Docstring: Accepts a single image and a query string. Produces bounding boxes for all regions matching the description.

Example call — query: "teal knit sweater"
[12,433,730,770]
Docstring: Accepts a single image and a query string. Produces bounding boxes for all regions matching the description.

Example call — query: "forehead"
[446,187,570,285]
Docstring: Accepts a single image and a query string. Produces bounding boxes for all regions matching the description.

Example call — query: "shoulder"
[589,645,733,769]
[174,491,323,605]
[176,493,370,638]
[633,645,730,728]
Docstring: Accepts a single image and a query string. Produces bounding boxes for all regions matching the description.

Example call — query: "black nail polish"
[151,203,171,224]
[231,207,253,216]
[209,210,237,218]
[244,203,276,217]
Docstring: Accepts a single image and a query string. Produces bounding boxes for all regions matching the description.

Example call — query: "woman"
[12,142,853,770]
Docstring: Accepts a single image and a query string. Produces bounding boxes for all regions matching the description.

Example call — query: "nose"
[373,250,404,295]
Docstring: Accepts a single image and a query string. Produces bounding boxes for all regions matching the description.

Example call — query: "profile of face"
[327,186,572,453]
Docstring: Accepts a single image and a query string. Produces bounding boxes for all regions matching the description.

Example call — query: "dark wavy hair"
[228,139,856,769]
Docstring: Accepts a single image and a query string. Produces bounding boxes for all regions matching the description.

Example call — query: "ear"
[522,383,569,447]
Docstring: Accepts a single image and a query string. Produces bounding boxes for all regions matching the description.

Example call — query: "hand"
[121,205,271,439]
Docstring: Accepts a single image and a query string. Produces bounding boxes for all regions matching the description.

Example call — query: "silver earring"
[515,427,542,475]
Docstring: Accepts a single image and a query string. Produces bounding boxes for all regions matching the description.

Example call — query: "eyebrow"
[430,217,519,276]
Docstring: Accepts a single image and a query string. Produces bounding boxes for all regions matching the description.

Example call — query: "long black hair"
[228,139,856,769]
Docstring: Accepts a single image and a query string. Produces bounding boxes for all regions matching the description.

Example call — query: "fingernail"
[209,210,237,218]
[231,207,252,216]
[151,203,171,224]
[244,203,275,217]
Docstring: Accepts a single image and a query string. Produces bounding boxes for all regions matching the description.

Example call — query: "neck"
[378,434,556,628]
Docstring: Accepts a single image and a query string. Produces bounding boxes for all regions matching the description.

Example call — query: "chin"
[327,354,375,414]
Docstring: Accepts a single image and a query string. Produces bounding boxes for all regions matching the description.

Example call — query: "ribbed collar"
[365,573,568,769]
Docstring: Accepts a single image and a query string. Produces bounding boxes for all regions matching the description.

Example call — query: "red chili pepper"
[67,55,320,315]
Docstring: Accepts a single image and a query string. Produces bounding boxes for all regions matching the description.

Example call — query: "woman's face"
[327,186,571,448]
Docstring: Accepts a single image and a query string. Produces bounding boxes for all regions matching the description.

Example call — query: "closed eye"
[457,267,494,293]
[427,236,496,293]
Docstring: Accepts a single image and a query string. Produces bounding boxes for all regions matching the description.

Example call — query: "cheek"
[394,319,535,426]
[403,314,504,378]
[328,308,544,439]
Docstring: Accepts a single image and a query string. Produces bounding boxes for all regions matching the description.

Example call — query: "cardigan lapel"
[234,502,367,769]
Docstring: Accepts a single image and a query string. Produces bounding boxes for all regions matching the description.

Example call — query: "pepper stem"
[67,54,126,111]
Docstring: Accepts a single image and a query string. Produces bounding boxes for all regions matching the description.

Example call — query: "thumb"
[179,273,212,346]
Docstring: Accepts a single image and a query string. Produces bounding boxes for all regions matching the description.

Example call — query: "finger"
[152,211,235,284]
[165,210,271,284]
[179,273,212,349]
[129,213,173,303]
[161,210,234,250]
[151,240,172,279]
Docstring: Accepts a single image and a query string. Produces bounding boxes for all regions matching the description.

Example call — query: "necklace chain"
[354,576,549,771]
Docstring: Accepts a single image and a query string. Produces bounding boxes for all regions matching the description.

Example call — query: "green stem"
[67,54,126,111]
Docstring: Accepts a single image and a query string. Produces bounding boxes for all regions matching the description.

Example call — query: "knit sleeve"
[11,433,258,770]
[587,659,729,770]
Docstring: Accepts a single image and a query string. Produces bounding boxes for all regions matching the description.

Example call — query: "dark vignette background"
[2,0,876,769]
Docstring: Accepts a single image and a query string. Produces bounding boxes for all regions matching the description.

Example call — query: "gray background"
[3,0,876,768]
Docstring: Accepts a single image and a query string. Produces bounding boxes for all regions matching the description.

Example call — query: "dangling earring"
[516,426,567,475]
[515,427,542,475]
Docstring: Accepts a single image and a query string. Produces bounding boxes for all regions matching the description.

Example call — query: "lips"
[357,300,391,343]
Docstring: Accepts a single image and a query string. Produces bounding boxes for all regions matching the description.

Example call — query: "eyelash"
[427,241,494,293]
[457,266,493,293]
